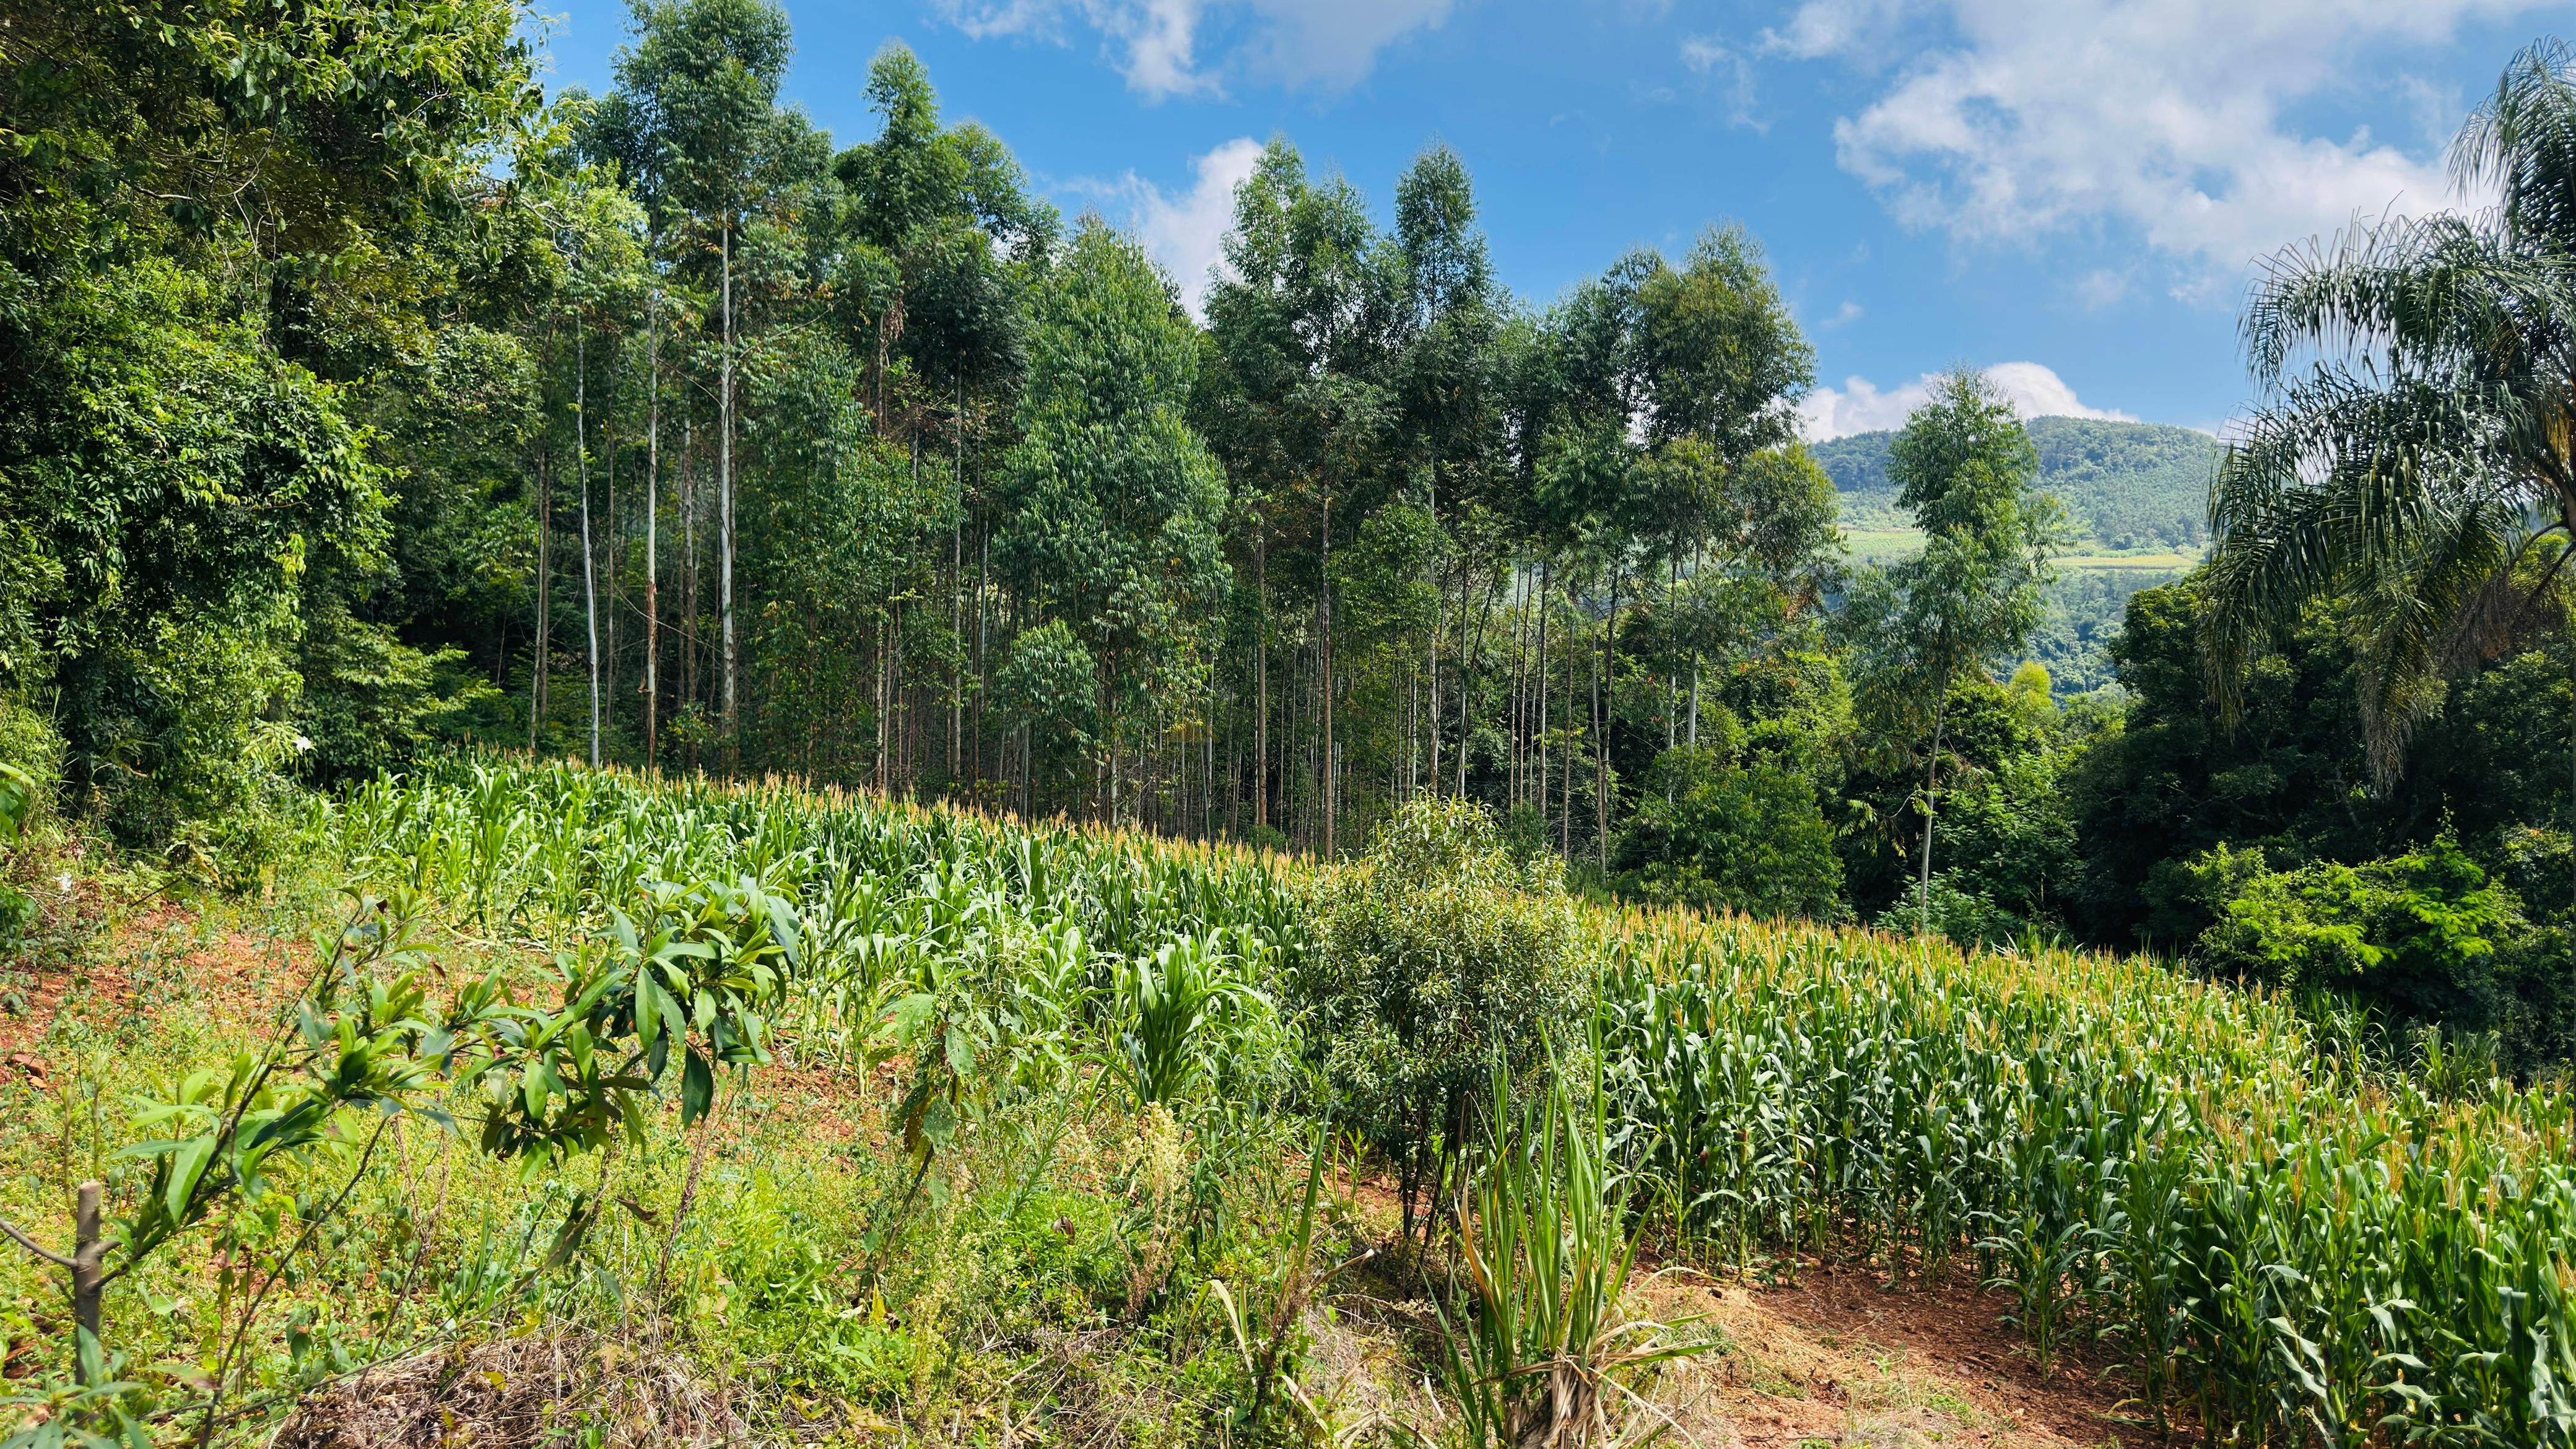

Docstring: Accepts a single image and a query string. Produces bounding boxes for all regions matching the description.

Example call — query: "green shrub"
[1292,796,1584,1240]
[1612,746,1841,920]
[2184,835,2557,1051]
[0,699,61,944]
[1872,871,2039,949]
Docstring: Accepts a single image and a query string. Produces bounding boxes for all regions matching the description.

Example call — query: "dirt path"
[1642,1261,2146,1447]
[1320,1178,2144,1448]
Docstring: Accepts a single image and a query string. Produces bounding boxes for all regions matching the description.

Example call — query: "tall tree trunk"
[645,289,660,768]
[977,526,989,783]
[952,371,965,782]
[1321,490,1335,858]
[603,339,618,741]
[1255,514,1269,832]
[1428,469,1440,798]
[1666,550,1679,754]
[1455,546,1468,799]
[533,453,549,749]
[1687,540,1702,749]
[1538,560,1549,830]
[681,418,697,770]
[1917,689,1950,938]
[1461,554,1498,801]
[578,326,601,767]
[1508,572,1526,809]
[719,219,738,762]
[1586,567,1607,866]
[1562,577,1573,860]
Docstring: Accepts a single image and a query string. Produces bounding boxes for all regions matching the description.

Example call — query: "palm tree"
[2206,39,2576,788]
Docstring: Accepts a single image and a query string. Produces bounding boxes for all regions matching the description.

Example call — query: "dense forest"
[4,0,2575,1068]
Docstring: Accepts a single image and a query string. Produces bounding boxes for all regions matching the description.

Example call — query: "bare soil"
[1640,1261,2149,1447]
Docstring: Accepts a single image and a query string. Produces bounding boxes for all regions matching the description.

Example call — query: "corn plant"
[337,757,2576,1449]
[1112,932,1277,1110]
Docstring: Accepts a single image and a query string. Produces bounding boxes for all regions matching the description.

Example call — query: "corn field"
[344,758,2576,1449]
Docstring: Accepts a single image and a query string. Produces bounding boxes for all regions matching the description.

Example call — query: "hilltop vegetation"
[1817,416,2219,550]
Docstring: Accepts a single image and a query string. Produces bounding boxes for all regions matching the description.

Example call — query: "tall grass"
[342,759,2576,1448]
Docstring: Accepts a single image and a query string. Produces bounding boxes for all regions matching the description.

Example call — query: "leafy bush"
[1612,745,1841,920]
[993,619,1099,807]
[1871,872,2034,948]
[2183,835,2561,1051]
[1294,797,1584,1238]
[0,702,60,947]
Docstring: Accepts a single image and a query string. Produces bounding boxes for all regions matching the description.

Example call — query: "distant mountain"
[1811,417,2220,550]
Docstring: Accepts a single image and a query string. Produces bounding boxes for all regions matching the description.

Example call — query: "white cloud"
[1680,33,1764,128]
[1767,0,2556,289]
[1079,137,1265,316]
[2071,267,2133,310]
[1819,299,1865,328]
[1798,362,2134,440]
[936,0,1451,98]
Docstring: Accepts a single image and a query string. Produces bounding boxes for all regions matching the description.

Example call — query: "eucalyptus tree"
[831,44,1055,786]
[1516,233,1813,864]
[1845,369,2063,935]
[2205,39,2576,791]
[996,222,1231,822]
[1518,258,1648,861]
[1391,143,1505,797]
[591,0,797,751]
[554,183,652,768]
[1201,139,1403,853]
[1630,228,1817,768]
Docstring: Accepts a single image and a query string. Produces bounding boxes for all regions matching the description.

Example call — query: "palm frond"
[2453,38,2576,249]
[2203,368,2544,783]
[2241,214,2572,393]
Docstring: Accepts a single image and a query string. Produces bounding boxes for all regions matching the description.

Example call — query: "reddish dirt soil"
[1670,1260,2152,1447]
[1,892,327,1084]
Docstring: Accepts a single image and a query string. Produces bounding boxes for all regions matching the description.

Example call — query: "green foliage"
[1613,745,1842,920]
[993,619,1100,807]
[0,0,546,860]
[1112,933,1281,1112]
[1846,372,2063,737]
[999,222,1230,755]
[0,872,803,1440]
[1844,370,2065,936]
[0,705,58,947]
[1439,1055,1691,1449]
[2204,40,2576,786]
[1294,798,1583,1219]
[2066,581,2576,961]
[2184,835,2543,1036]
[591,0,796,229]
[1,261,381,851]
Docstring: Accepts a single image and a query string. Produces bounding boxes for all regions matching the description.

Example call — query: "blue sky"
[528,1,2568,436]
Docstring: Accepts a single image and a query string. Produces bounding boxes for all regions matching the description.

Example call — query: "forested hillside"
[1818,417,2219,549]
